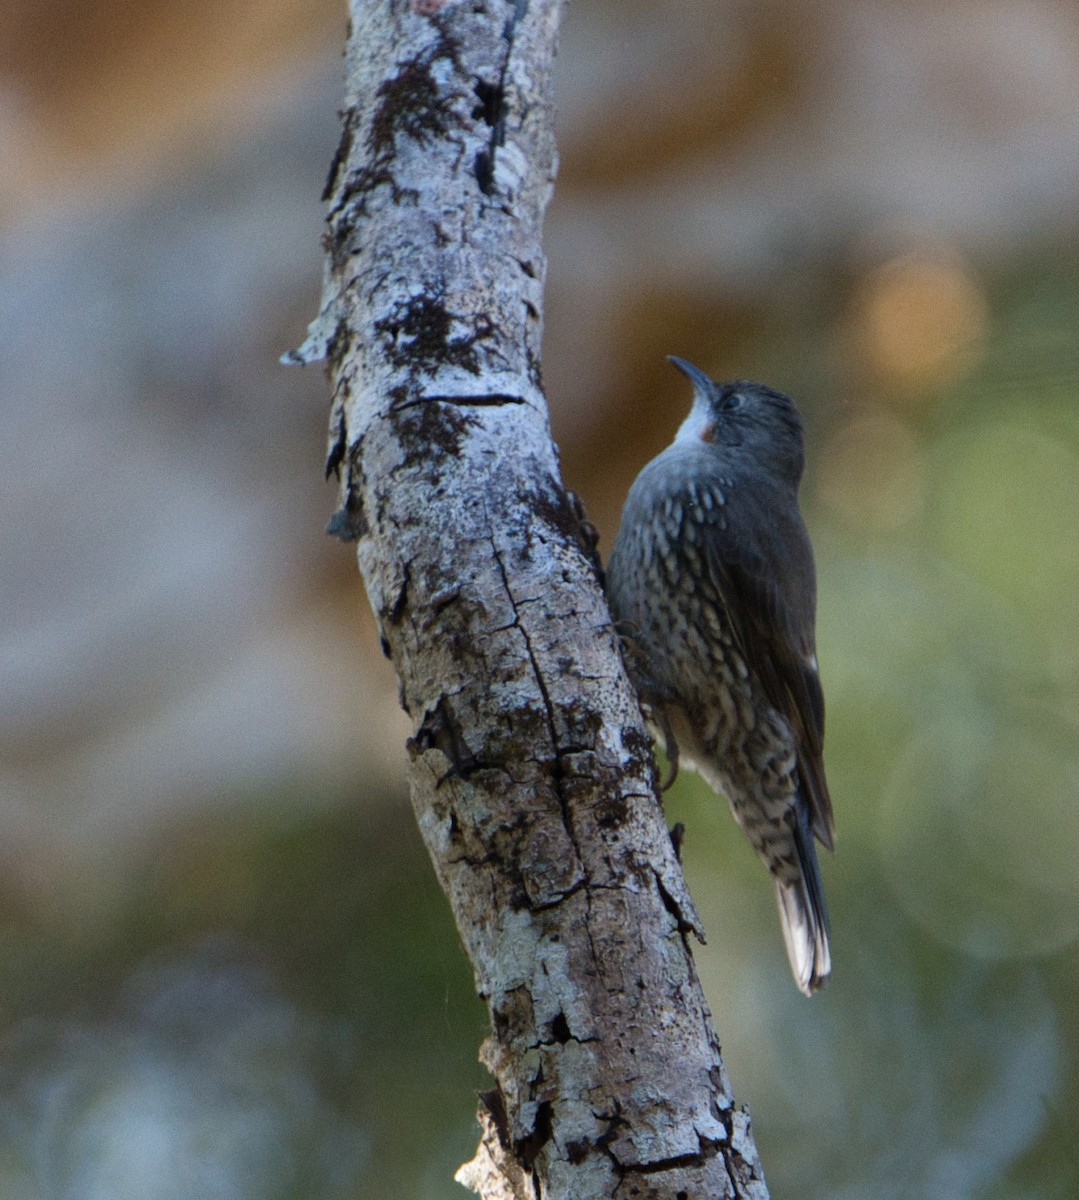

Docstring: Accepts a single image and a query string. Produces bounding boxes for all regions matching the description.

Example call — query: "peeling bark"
[293,2,771,1196]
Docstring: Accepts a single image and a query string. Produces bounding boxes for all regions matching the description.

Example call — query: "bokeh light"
[817,410,924,530]
[853,248,989,398]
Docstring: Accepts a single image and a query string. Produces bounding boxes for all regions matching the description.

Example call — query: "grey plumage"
[606,357,835,995]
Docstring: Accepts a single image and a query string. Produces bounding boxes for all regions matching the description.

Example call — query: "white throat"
[674,398,714,446]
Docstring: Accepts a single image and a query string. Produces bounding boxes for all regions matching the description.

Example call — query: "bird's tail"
[775,805,831,995]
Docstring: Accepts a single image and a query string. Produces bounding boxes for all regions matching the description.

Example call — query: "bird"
[605,356,835,995]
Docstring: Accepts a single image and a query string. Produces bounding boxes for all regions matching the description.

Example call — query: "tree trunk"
[291,2,771,1196]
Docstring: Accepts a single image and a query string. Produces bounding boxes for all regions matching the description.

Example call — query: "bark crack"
[397,393,527,409]
[487,522,584,862]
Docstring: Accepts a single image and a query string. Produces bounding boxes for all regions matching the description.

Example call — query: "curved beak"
[666,356,714,395]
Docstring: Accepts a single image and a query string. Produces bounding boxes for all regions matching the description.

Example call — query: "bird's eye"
[725,392,746,412]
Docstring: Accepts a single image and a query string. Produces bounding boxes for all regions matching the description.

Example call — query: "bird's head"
[669,356,806,486]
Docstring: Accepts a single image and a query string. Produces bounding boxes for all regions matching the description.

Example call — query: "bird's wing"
[697,479,835,849]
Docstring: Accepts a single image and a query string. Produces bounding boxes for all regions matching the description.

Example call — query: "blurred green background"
[2,1,1079,1197]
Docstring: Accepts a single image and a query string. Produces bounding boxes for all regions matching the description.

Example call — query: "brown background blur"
[2,1,1079,1197]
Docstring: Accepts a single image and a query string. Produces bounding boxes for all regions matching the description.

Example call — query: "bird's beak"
[667,356,714,396]
[669,356,721,447]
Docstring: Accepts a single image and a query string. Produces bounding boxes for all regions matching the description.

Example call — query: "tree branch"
[293,2,771,1196]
